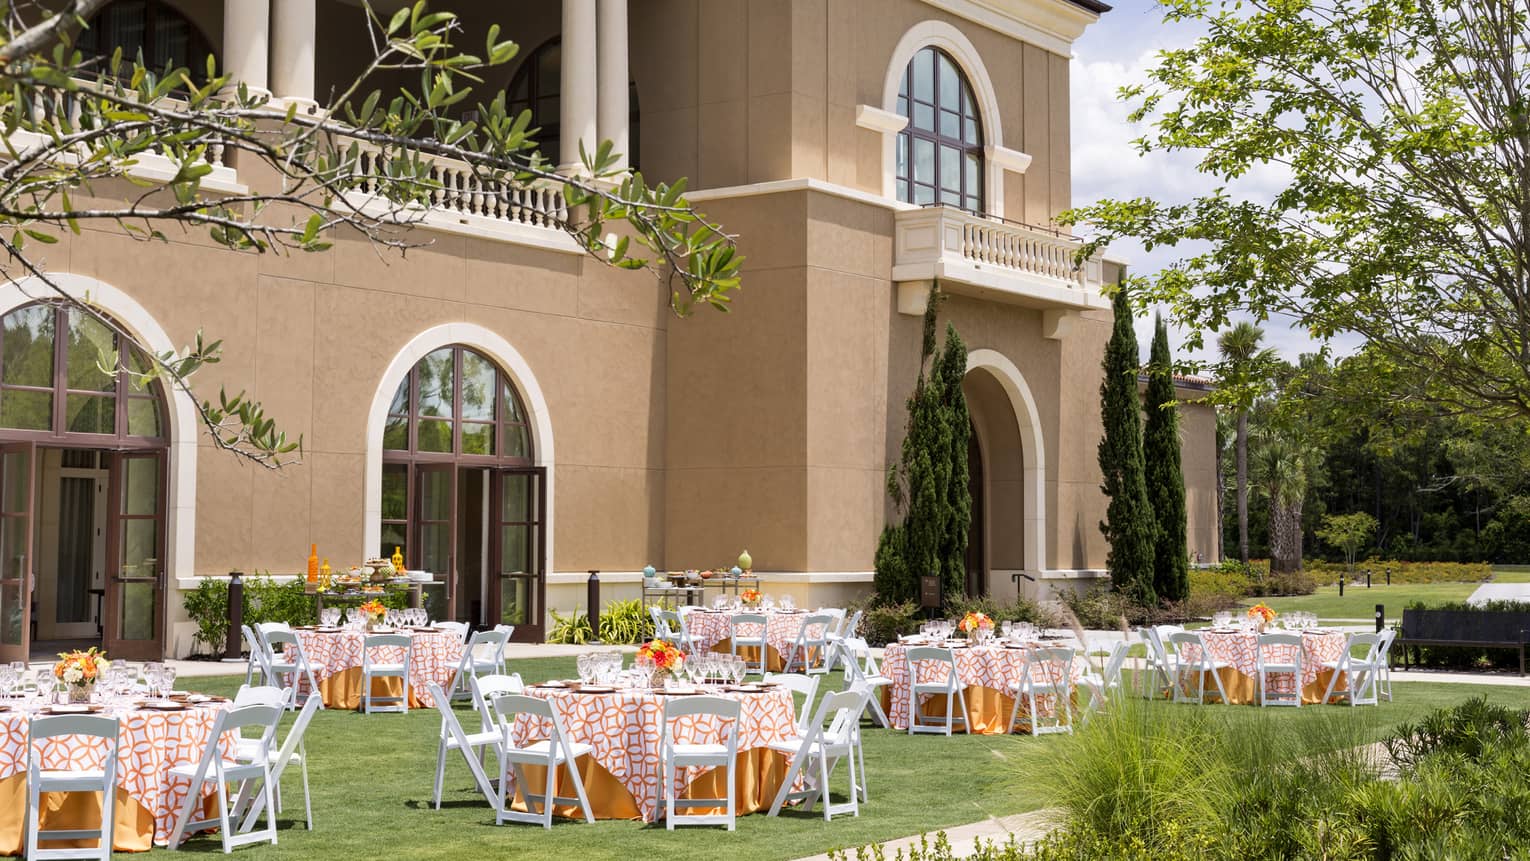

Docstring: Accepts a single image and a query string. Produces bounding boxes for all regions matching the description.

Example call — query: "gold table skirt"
[708,640,822,674]
[313,668,449,710]
[1171,667,1345,705]
[512,747,792,822]
[883,685,1069,735]
[0,773,212,855]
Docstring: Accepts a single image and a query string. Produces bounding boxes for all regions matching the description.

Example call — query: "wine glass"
[576,653,592,684]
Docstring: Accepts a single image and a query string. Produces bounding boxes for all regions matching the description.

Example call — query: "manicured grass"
[1250,581,1479,622]
[1489,567,1530,583]
[162,658,1530,861]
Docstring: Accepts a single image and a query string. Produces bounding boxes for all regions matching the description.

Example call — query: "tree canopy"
[1067,0,1530,420]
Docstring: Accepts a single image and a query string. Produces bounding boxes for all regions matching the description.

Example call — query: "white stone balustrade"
[892,205,1110,321]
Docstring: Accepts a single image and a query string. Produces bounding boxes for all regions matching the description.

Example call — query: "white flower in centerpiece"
[62,667,83,685]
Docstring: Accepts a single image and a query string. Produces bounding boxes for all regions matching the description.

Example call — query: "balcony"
[339,139,579,253]
[892,206,1109,321]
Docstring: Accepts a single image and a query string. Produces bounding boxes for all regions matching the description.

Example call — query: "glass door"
[105,450,164,660]
[413,463,456,622]
[489,468,544,642]
[0,442,33,664]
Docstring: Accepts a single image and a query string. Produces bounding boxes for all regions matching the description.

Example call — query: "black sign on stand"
[920,575,941,616]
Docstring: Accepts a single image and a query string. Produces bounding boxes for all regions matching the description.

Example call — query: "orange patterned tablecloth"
[685,611,825,672]
[290,628,462,709]
[514,686,797,822]
[0,702,231,853]
[882,642,1086,734]
[1180,630,1348,704]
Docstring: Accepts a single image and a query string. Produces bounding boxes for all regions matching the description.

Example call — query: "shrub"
[1306,558,1491,585]
[184,578,230,656]
[182,572,340,657]
[1386,695,1530,770]
[944,594,1059,628]
[597,598,652,644]
[1247,569,1317,597]
[547,607,595,644]
[855,599,923,647]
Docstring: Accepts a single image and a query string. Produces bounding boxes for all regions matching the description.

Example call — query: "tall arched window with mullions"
[505,37,641,169]
[379,346,543,638]
[77,0,216,85]
[896,47,984,213]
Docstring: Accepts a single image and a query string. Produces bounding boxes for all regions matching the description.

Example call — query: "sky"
[1068,0,1363,369]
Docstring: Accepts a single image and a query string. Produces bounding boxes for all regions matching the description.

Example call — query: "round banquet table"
[0,700,232,854]
[1177,629,1349,704]
[511,685,799,822]
[882,641,1088,735]
[684,610,827,672]
[290,627,463,710]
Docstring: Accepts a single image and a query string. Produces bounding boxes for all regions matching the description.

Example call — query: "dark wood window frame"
[896,46,985,214]
[0,303,167,448]
[506,36,641,170]
[380,346,535,564]
[78,0,217,85]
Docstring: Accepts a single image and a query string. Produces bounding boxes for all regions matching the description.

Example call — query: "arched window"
[506,38,641,169]
[381,346,533,463]
[896,47,983,213]
[0,303,165,442]
[77,0,216,84]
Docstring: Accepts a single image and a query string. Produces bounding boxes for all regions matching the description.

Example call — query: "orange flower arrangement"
[959,611,994,633]
[740,588,762,606]
[358,599,387,624]
[1247,602,1277,624]
[54,647,109,688]
[636,639,686,671]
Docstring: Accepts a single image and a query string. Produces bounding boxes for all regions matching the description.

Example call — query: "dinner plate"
[724,684,768,693]
[45,704,99,714]
[574,685,616,694]
[655,688,703,696]
[136,700,187,711]
[532,681,569,689]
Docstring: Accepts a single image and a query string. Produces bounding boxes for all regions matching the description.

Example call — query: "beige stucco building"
[0,0,1218,659]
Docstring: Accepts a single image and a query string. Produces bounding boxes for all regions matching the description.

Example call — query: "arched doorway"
[0,301,172,661]
[369,336,551,641]
[963,349,1047,598]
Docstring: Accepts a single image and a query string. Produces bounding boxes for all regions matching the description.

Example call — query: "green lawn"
[159,658,1530,861]
[1490,567,1530,583]
[1249,581,1479,622]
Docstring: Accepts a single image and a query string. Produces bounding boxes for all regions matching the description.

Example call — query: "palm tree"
[1216,322,1276,566]
[1253,432,1309,573]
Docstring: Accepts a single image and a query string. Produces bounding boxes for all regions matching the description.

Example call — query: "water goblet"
[576,653,592,684]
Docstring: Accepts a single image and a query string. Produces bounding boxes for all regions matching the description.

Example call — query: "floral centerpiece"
[55,648,109,703]
[635,639,686,685]
[359,598,388,630]
[960,611,994,643]
[740,588,762,608]
[1247,602,1277,633]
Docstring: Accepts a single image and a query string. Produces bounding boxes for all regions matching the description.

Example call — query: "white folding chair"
[1139,626,1178,699]
[448,628,511,702]
[432,675,518,809]
[1168,631,1230,705]
[435,621,471,644]
[841,637,892,729]
[491,624,516,674]
[782,614,834,675]
[651,607,680,645]
[1007,647,1075,736]
[167,704,281,853]
[767,688,868,821]
[231,685,287,756]
[676,606,702,653]
[424,682,497,809]
[1078,640,1129,718]
[235,693,322,832]
[762,672,821,732]
[25,714,120,861]
[361,633,413,714]
[660,695,740,830]
[491,693,596,828]
[730,613,769,676]
[1321,632,1384,706]
[241,624,270,688]
[905,646,968,736]
[1256,632,1304,708]
[825,610,862,674]
[1376,628,1396,701]
[258,629,324,710]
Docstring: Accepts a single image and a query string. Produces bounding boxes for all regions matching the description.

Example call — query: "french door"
[0,442,34,665]
[489,468,544,642]
[413,463,457,622]
[105,450,166,660]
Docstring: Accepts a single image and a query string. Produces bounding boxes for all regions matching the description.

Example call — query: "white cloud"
[1070,1,1360,368]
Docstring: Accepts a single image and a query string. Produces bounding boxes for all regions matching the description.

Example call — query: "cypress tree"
[936,324,971,601]
[1098,286,1158,605]
[874,287,972,607]
[1144,315,1189,602]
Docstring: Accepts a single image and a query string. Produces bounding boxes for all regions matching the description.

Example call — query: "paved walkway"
[792,809,1061,861]
[1468,582,1530,605]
